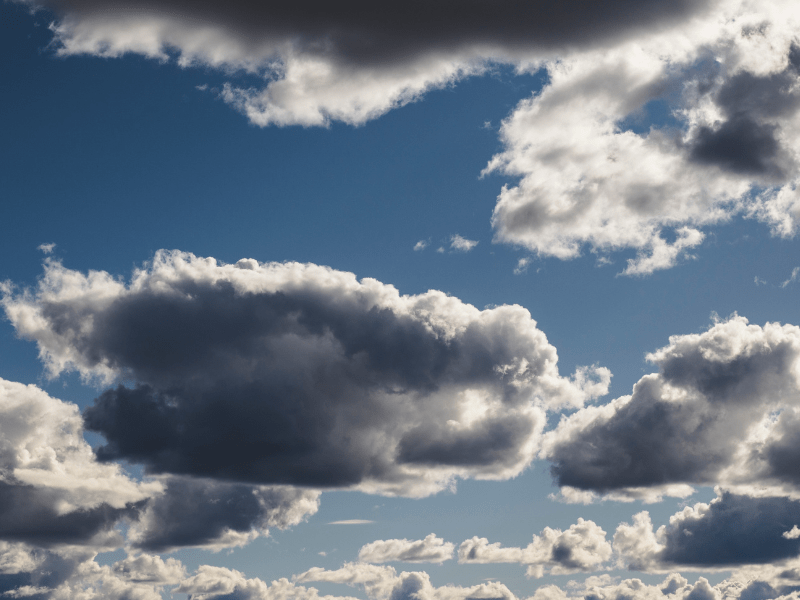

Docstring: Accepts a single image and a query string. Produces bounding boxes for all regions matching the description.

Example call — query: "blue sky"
[3,1,800,599]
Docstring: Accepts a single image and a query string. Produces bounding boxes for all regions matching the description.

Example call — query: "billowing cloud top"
[2,251,608,497]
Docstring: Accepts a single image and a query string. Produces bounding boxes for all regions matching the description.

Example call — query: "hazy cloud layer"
[543,316,800,499]
[2,251,608,497]
[19,0,713,127]
[615,492,800,571]
[358,534,454,564]
[458,519,612,577]
[488,0,800,273]
[0,378,157,549]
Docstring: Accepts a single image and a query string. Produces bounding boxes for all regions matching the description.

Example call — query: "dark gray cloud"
[686,48,800,179]
[614,493,800,572]
[3,252,605,496]
[0,481,141,548]
[130,477,319,552]
[543,316,800,496]
[689,116,784,177]
[659,493,800,566]
[29,0,710,66]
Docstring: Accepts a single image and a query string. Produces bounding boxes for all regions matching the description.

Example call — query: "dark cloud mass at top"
[30,0,708,65]
[2,251,607,497]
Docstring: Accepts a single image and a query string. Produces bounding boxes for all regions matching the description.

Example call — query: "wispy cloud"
[781,266,799,288]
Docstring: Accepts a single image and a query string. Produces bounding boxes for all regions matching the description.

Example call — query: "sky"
[3,0,800,598]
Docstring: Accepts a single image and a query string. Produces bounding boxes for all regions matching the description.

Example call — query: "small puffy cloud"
[543,315,800,497]
[414,241,428,252]
[449,235,479,253]
[458,519,612,578]
[36,243,55,255]
[0,378,158,549]
[783,526,800,540]
[128,477,319,552]
[488,0,800,274]
[358,534,454,564]
[2,251,608,497]
[614,492,800,570]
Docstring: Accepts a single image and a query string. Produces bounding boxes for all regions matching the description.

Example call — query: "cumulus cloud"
[614,492,800,571]
[2,251,608,497]
[297,562,517,600]
[487,0,800,274]
[542,315,800,498]
[16,0,714,127]
[458,519,612,577]
[358,534,454,564]
[0,378,157,549]
[128,477,319,552]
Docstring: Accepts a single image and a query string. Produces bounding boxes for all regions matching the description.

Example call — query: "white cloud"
[296,562,517,600]
[176,566,364,600]
[449,235,479,252]
[784,526,800,540]
[414,240,428,251]
[358,534,454,564]
[458,519,612,578]
[487,0,800,274]
[781,267,800,288]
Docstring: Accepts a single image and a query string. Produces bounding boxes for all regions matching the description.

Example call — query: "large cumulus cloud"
[542,315,800,500]
[488,0,800,274]
[16,0,713,127]
[2,251,608,497]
